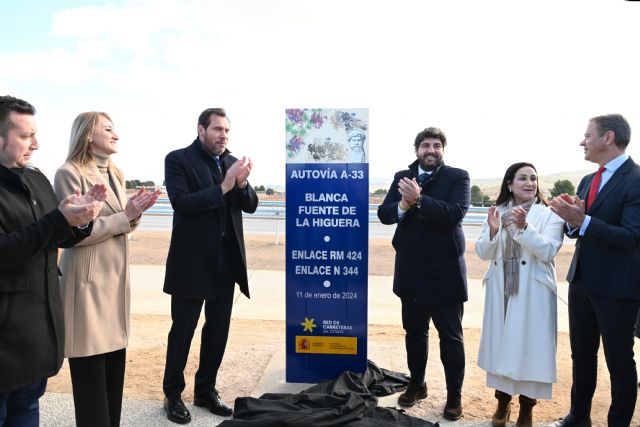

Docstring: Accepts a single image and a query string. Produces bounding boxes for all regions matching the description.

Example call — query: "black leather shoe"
[164,396,191,424]
[547,413,592,427]
[397,382,428,407]
[194,389,233,417]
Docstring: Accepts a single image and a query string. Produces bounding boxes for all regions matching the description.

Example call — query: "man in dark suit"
[377,127,470,421]
[549,114,640,427]
[162,108,258,424]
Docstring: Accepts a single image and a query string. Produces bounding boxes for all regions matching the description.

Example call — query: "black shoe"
[443,393,463,421]
[194,389,233,417]
[547,413,592,427]
[397,383,428,407]
[164,396,191,424]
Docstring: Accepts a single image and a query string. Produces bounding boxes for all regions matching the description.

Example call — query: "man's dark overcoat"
[377,161,470,306]
[0,165,88,392]
[163,140,258,300]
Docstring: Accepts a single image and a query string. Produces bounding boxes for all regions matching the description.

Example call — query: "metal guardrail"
[147,198,488,226]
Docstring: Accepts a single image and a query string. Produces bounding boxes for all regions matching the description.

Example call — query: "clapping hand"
[509,206,528,230]
[549,193,585,228]
[222,156,252,194]
[77,183,108,205]
[234,156,252,189]
[59,184,108,227]
[124,188,161,221]
[487,206,500,239]
[398,177,420,210]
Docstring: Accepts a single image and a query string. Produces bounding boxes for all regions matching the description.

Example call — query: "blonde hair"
[67,111,124,184]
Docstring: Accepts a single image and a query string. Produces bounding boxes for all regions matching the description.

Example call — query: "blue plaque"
[285,109,369,383]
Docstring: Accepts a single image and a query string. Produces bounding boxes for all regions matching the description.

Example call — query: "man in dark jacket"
[378,127,470,421]
[549,114,640,427]
[162,108,258,424]
[0,95,105,426]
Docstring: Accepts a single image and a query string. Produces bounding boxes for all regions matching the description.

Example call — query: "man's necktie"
[214,156,223,182]
[418,173,428,185]
[585,166,605,210]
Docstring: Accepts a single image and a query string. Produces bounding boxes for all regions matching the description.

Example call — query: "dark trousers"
[401,298,465,395]
[568,282,640,426]
[0,379,46,427]
[163,291,235,399]
[68,348,126,427]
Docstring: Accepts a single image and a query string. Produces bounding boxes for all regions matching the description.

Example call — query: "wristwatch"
[415,195,422,209]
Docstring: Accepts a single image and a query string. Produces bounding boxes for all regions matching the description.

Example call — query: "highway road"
[140,199,576,244]
[139,198,488,240]
[139,214,484,241]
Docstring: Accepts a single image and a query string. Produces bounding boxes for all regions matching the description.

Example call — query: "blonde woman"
[54,112,159,427]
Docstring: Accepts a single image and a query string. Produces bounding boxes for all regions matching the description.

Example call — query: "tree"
[550,179,575,198]
[372,188,387,196]
[482,194,494,206]
[471,185,493,206]
[471,185,483,205]
[256,185,265,192]
[266,188,275,195]
[125,179,141,189]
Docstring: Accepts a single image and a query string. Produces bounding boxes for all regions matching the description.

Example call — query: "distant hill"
[370,170,590,197]
[473,169,591,198]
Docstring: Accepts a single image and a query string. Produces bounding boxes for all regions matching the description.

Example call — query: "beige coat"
[54,161,139,357]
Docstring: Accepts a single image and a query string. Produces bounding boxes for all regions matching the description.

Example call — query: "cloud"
[3,0,640,187]
[0,47,101,85]
[50,0,188,57]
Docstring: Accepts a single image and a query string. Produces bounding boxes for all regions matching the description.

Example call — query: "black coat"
[377,161,470,306]
[219,361,433,427]
[163,140,258,300]
[567,157,640,299]
[0,164,88,393]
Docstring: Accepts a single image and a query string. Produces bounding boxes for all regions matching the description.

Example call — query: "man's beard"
[419,155,442,171]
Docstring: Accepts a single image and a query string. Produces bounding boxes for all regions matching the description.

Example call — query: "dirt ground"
[46,232,640,425]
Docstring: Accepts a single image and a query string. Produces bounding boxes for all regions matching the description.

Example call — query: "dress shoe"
[164,396,191,424]
[443,393,463,421]
[194,389,233,417]
[397,383,428,407]
[547,413,592,427]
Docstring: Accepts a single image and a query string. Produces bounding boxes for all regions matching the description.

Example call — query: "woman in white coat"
[54,112,159,427]
[475,162,564,427]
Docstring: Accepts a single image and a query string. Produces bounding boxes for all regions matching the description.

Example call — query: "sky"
[2,0,640,190]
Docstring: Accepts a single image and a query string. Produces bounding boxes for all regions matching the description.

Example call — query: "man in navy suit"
[549,114,640,427]
[378,127,470,421]
[161,108,258,424]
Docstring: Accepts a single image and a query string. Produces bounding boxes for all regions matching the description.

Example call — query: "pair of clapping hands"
[220,156,253,194]
[59,185,160,227]
[484,193,585,236]
[486,206,528,239]
[549,194,585,229]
